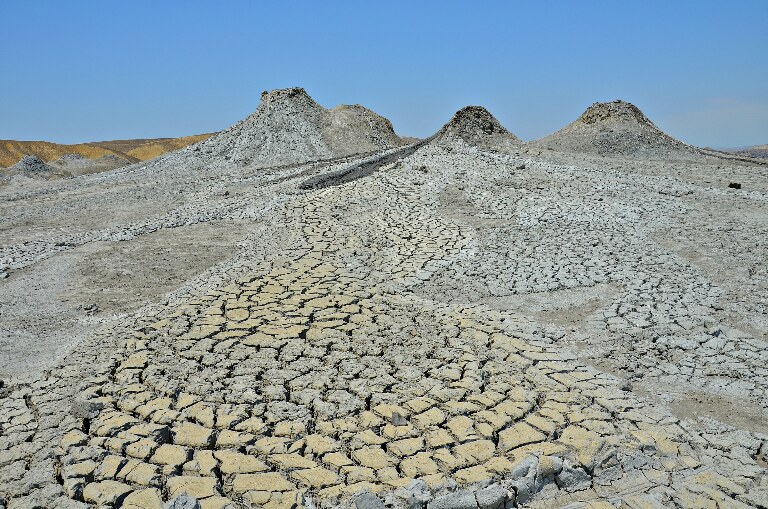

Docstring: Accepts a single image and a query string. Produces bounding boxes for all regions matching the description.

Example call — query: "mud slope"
[530,99,709,160]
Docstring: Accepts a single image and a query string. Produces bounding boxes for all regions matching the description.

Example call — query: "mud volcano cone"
[188,87,404,168]
[10,155,56,174]
[431,106,521,153]
[530,100,703,160]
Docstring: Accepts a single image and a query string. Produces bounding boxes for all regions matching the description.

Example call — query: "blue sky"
[1,1,766,148]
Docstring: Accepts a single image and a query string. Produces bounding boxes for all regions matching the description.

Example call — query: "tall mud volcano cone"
[431,106,521,153]
[529,100,703,160]
[188,87,404,168]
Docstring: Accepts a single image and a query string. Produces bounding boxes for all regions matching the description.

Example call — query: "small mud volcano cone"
[529,100,705,160]
[430,106,521,153]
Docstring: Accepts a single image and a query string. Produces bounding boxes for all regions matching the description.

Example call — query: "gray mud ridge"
[299,139,433,190]
[1,90,767,509]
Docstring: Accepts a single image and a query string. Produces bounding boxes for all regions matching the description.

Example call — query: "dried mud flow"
[0,90,767,509]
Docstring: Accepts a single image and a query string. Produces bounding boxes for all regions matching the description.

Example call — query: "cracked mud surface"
[0,223,247,382]
[1,140,767,509]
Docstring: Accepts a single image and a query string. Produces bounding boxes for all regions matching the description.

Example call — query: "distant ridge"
[529,100,706,160]
[0,140,132,168]
[48,153,133,177]
[431,106,521,153]
[91,134,213,161]
[0,134,212,168]
[721,144,768,159]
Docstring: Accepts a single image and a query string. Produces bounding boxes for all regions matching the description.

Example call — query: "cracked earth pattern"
[1,144,767,509]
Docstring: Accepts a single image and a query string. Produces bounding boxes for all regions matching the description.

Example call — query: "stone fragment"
[166,476,219,499]
[342,465,377,483]
[372,404,409,421]
[446,416,475,442]
[291,466,341,488]
[269,453,318,469]
[427,490,477,509]
[412,407,446,428]
[151,444,190,466]
[426,429,455,447]
[388,437,424,457]
[394,479,433,509]
[400,453,440,477]
[232,472,295,493]
[199,497,235,509]
[498,422,546,452]
[555,459,592,492]
[214,450,268,474]
[304,434,339,455]
[452,440,495,464]
[355,493,386,509]
[172,422,214,448]
[70,398,105,419]
[352,447,395,469]
[502,456,546,505]
[391,412,408,426]
[82,480,133,506]
[454,465,491,483]
[475,484,508,509]
[123,488,163,509]
[163,494,201,509]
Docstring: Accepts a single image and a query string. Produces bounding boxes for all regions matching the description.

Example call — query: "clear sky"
[1,1,766,148]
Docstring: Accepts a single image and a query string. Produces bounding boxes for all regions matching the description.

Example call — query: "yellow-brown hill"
[0,133,213,168]
[0,140,128,168]
[90,133,213,161]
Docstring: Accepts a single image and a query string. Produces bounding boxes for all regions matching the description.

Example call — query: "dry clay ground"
[0,140,767,509]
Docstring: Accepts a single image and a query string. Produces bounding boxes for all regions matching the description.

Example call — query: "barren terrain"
[0,90,766,509]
